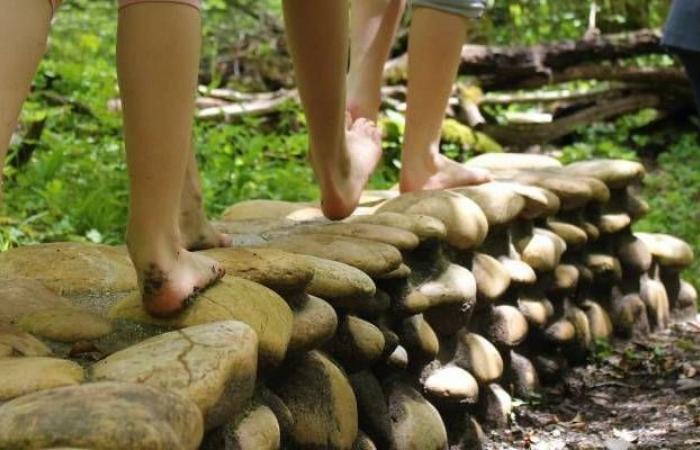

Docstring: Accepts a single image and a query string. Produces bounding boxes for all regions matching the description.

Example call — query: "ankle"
[126,225,182,267]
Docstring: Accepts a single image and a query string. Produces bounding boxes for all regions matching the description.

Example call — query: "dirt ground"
[486,316,700,450]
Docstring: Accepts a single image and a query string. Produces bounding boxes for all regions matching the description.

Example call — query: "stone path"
[0,153,696,450]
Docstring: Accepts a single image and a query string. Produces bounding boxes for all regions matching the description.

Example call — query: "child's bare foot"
[311,116,383,220]
[399,153,491,193]
[128,237,225,317]
[180,209,232,251]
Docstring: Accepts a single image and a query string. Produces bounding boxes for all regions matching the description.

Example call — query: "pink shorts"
[49,0,202,15]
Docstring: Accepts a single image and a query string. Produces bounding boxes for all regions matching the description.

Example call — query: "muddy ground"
[486,317,700,450]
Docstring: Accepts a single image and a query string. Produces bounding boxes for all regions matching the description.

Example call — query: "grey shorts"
[412,0,487,18]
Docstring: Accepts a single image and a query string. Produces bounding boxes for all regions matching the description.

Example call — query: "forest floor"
[487,316,700,450]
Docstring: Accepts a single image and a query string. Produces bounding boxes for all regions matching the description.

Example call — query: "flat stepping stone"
[0,243,136,296]
[466,153,562,171]
[547,220,588,247]
[453,182,526,226]
[0,382,203,450]
[386,379,448,450]
[0,277,74,325]
[377,190,488,250]
[263,233,402,277]
[327,315,386,370]
[19,307,112,343]
[221,199,323,221]
[111,276,293,367]
[511,171,594,210]
[346,212,447,241]
[359,190,399,205]
[92,321,257,429]
[301,255,376,309]
[562,159,645,188]
[214,217,296,235]
[201,247,314,294]
[289,295,338,353]
[289,222,420,251]
[504,182,560,219]
[635,232,694,269]
[0,324,51,357]
[0,357,84,401]
[271,351,358,450]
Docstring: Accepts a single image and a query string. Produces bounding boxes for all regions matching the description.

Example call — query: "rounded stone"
[453,182,525,225]
[485,305,528,347]
[221,200,323,221]
[348,213,448,241]
[582,300,613,340]
[640,277,671,330]
[386,379,448,450]
[19,307,112,343]
[586,254,622,281]
[499,257,537,285]
[625,193,649,221]
[562,159,645,188]
[110,276,293,367]
[596,212,631,234]
[405,214,448,241]
[328,316,386,370]
[271,351,358,450]
[400,315,440,364]
[92,321,258,429]
[0,382,203,450]
[505,182,560,219]
[423,366,479,403]
[544,319,576,343]
[616,233,652,273]
[289,295,338,353]
[518,297,554,327]
[547,220,588,247]
[301,255,376,309]
[567,305,593,351]
[201,247,314,294]
[377,190,489,250]
[202,405,281,450]
[0,243,137,296]
[265,233,402,277]
[299,223,420,251]
[354,432,378,450]
[416,263,477,308]
[479,383,512,428]
[349,371,393,449]
[453,331,503,384]
[552,264,579,292]
[635,232,694,269]
[512,171,593,210]
[508,351,539,399]
[514,228,567,272]
[0,324,51,358]
[472,253,510,301]
[611,294,650,339]
[466,153,562,171]
[0,278,74,326]
[0,357,84,401]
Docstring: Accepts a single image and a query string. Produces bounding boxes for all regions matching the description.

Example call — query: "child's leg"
[347,0,406,122]
[0,0,52,201]
[118,1,224,317]
[399,6,490,192]
[282,0,382,220]
[179,149,231,250]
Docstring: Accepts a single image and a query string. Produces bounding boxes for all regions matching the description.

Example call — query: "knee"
[118,0,202,11]
[411,0,487,19]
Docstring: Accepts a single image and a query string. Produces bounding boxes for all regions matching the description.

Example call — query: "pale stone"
[221,200,323,221]
[110,276,293,367]
[298,223,420,251]
[506,182,560,219]
[586,254,622,281]
[301,255,376,309]
[640,277,671,330]
[479,383,512,428]
[386,379,448,450]
[377,190,489,249]
[466,153,562,171]
[472,253,510,301]
[545,319,576,343]
[552,264,579,292]
[271,351,358,450]
[0,278,73,326]
[508,351,539,398]
[562,159,645,188]
[0,357,84,400]
[582,300,613,340]
[201,247,314,294]
[514,228,567,272]
[328,316,385,370]
[289,295,338,353]
[453,182,525,225]
[567,305,593,351]
[0,324,51,358]
[512,171,593,210]
[635,232,694,269]
[423,366,479,403]
[547,220,588,247]
[400,315,440,364]
[19,307,112,343]
[0,243,136,296]
[416,263,477,308]
[485,305,528,347]
[92,321,257,429]
[454,332,503,384]
[264,233,402,277]
[499,257,537,285]
[518,297,554,327]
[616,233,652,274]
[596,212,631,234]
[0,382,203,450]
[201,404,281,450]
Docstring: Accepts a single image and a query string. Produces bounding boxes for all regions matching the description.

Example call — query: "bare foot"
[180,210,232,251]
[129,239,225,317]
[399,153,491,193]
[311,116,383,220]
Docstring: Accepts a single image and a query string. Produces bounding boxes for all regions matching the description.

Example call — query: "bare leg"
[347,0,406,122]
[180,150,231,250]
[282,0,382,220]
[118,2,223,317]
[0,0,52,202]
[399,7,490,192]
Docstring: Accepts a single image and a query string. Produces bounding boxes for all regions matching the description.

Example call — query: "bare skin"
[347,2,491,193]
[283,0,383,220]
[118,3,224,317]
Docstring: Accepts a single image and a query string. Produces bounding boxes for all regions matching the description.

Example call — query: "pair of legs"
[282,0,490,219]
[0,0,227,316]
